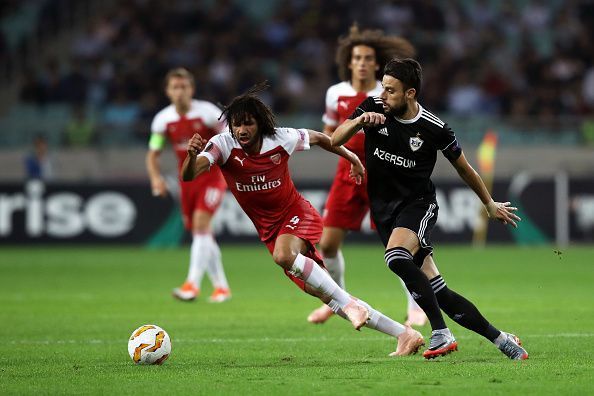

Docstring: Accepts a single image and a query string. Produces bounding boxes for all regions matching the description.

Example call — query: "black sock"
[385,247,446,330]
[430,275,501,342]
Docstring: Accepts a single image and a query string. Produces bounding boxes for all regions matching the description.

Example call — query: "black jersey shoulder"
[417,106,462,160]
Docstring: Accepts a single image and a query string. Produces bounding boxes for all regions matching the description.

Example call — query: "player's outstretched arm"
[146,149,168,197]
[308,130,364,184]
[331,112,386,147]
[450,152,521,228]
[181,133,212,181]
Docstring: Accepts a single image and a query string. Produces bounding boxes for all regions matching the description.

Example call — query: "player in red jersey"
[181,84,425,356]
[308,25,427,326]
[146,68,231,303]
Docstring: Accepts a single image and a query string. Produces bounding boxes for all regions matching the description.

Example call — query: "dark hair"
[383,58,422,97]
[220,82,276,139]
[335,24,416,82]
[164,67,195,88]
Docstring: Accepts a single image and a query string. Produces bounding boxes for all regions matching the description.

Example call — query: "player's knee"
[384,247,414,275]
[320,244,339,258]
[272,250,296,270]
[192,225,210,234]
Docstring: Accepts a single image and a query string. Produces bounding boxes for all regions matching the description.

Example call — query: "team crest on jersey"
[270,153,281,165]
[409,133,424,152]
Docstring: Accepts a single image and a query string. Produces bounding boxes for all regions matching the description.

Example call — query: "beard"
[388,102,408,118]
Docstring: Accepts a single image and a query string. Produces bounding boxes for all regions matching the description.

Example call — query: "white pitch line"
[7,333,594,345]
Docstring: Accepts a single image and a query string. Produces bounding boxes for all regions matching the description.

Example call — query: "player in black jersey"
[332,58,528,360]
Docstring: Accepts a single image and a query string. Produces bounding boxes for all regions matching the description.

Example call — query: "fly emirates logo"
[373,147,416,168]
[235,174,282,192]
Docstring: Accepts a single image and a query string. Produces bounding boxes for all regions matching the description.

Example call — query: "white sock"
[493,332,506,347]
[328,299,406,337]
[290,253,351,308]
[433,328,453,337]
[323,250,346,289]
[205,234,229,289]
[400,277,422,312]
[188,234,210,287]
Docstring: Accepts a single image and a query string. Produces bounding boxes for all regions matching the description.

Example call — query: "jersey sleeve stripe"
[199,141,223,165]
[440,139,457,151]
[422,109,445,125]
[421,114,445,128]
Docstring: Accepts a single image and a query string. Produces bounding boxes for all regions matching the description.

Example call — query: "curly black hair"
[219,82,276,139]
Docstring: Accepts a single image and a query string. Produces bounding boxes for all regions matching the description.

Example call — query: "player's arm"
[146,134,168,197]
[323,124,336,137]
[181,134,212,181]
[450,152,521,227]
[331,112,385,147]
[308,129,364,184]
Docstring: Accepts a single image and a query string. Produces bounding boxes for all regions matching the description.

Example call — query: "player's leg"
[191,209,231,302]
[325,296,425,356]
[319,227,347,288]
[402,277,428,327]
[272,233,368,329]
[195,184,231,302]
[420,255,528,360]
[385,228,457,358]
[172,186,202,301]
[276,234,423,355]
[307,226,347,323]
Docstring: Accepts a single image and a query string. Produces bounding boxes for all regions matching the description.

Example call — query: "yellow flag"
[477,130,498,175]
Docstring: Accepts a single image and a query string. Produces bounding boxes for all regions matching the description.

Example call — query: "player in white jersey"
[146,68,231,303]
[308,25,427,327]
[180,84,426,357]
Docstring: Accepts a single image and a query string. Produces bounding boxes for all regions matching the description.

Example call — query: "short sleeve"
[198,134,233,166]
[150,112,166,134]
[439,124,462,161]
[148,112,167,150]
[276,127,310,155]
[322,88,338,127]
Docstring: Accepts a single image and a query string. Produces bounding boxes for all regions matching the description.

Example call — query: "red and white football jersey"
[199,127,310,241]
[151,99,225,168]
[322,81,383,158]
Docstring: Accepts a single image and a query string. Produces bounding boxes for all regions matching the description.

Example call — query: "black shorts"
[374,198,438,267]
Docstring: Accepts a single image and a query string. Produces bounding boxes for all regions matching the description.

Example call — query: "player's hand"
[349,159,365,185]
[357,112,385,127]
[150,176,168,197]
[486,200,521,228]
[187,133,207,157]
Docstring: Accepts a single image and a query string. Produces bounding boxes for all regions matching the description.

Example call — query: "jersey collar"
[394,103,423,124]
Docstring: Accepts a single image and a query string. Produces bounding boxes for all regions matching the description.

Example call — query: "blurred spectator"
[59,59,88,104]
[24,135,55,180]
[63,104,96,147]
[5,0,594,148]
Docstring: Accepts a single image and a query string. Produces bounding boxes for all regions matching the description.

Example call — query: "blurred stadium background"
[0,0,593,246]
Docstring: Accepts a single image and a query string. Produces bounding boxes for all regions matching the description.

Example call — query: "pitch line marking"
[7,333,594,345]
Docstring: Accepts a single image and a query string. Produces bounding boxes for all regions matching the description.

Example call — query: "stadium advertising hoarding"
[0,178,593,244]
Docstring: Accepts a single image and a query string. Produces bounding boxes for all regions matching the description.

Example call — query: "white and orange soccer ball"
[128,324,171,365]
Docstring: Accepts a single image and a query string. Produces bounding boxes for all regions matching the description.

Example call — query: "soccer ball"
[128,324,171,365]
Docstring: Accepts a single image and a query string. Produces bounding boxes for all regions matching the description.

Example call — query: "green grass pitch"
[1,244,593,395]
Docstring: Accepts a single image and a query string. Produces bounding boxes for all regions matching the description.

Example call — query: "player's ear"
[406,88,416,99]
